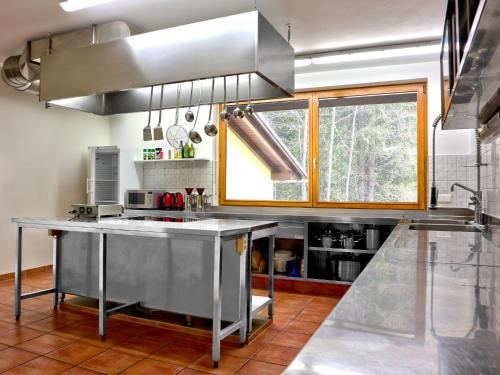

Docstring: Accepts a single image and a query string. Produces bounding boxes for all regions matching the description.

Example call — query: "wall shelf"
[134,158,211,164]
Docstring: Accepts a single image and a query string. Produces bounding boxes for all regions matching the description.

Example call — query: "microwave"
[125,190,164,209]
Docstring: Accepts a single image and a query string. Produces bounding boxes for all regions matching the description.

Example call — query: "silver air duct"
[1,21,133,96]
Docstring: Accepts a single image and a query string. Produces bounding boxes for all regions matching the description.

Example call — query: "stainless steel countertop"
[125,206,427,224]
[285,223,500,375]
[11,217,278,237]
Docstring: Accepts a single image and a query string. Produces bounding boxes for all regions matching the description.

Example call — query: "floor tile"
[294,310,328,323]
[0,292,14,306]
[0,326,45,345]
[285,320,320,335]
[268,317,291,331]
[25,316,72,332]
[189,353,248,375]
[236,359,285,375]
[80,349,142,374]
[52,321,98,340]
[221,340,264,359]
[273,306,302,318]
[252,328,279,344]
[0,347,38,372]
[0,321,15,335]
[121,358,183,374]
[138,327,178,342]
[115,335,167,357]
[16,333,74,355]
[20,298,54,312]
[80,330,132,348]
[46,341,106,365]
[61,367,102,374]
[178,369,212,375]
[150,341,208,367]
[0,309,49,326]
[3,356,72,374]
[253,344,299,366]
[271,331,310,349]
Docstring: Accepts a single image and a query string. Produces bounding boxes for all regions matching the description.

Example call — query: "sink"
[409,223,483,232]
[428,207,475,216]
[411,219,475,225]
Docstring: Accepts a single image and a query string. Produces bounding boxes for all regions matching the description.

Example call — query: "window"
[220,95,312,206]
[219,83,427,209]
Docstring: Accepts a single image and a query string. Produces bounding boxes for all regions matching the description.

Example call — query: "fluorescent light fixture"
[59,0,115,12]
[294,57,312,68]
[311,44,441,65]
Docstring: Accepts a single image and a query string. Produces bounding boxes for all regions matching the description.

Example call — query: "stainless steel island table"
[12,217,277,367]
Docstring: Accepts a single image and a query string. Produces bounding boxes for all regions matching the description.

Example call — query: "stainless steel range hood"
[40,11,294,115]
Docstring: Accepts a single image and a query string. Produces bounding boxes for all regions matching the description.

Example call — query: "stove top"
[125,216,203,223]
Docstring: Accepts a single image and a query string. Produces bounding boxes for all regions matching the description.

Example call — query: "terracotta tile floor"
[0,271,339,374]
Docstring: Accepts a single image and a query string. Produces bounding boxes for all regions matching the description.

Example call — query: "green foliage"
[235,100,418,203]
[318,102,418,202]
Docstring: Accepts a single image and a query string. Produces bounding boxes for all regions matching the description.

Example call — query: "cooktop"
[125,216,204,223]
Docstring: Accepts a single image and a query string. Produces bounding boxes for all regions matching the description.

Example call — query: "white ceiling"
[0,0,447,61]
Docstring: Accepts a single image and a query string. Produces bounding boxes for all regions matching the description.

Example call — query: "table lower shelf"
[252,296,272,316]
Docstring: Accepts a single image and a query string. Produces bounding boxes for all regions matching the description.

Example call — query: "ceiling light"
[294,57,312,68]
[311,43,441,65]
[59,0,115,12]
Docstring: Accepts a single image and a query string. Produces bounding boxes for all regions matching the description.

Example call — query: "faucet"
[450,183,483,225]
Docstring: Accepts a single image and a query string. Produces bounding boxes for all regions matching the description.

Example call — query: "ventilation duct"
[1,21,133,96]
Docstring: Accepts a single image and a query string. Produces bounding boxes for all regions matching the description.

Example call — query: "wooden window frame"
[218,82,427,210]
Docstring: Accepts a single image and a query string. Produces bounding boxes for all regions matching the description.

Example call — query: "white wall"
[0,84,110,275]
[296,60,475,155]
[109,106,215,203]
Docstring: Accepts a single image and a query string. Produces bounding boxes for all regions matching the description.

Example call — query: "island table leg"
[52,234,61,309]
[14,226,22,320]
[268,234,275,318]
[246,232,253,335]
[212,236,223,368]
[99,233,107,340]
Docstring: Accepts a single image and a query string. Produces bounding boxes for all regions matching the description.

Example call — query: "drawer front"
[277,222,304,239]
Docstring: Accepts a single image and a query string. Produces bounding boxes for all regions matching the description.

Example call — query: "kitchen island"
[285,221,500,374]
[11,216,278,367]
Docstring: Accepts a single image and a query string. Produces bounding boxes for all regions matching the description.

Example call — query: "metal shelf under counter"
[308,246,377,255]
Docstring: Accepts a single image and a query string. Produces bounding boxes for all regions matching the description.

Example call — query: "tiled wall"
[142,161,215,199]
[429,154,478,208]
[480,135,500,217]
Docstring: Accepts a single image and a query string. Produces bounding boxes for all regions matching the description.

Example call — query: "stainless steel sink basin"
[409,223,483,232]
[427,207,475,216]
[411,219,475,225]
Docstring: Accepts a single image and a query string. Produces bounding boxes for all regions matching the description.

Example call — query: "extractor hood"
[2,11,295,115]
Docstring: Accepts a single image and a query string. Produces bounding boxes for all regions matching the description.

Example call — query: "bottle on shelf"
[189,143,195,158]
[178,141,184,159]
[183,142,190,159]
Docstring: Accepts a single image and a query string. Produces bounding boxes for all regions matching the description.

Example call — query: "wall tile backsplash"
[429,154,478,208]
[480,135,500,217]
[142,160,215,200]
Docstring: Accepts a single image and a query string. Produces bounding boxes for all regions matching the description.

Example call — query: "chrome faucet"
[450,183,483,225]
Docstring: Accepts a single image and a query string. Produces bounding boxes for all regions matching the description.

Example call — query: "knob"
[86,207,93,214]
[79,207,85,213]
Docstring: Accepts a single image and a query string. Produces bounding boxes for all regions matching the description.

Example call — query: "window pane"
[318,93,418,203]
[225,100,309,201]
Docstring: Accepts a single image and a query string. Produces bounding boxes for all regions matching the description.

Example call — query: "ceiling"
[0,0,447,61]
